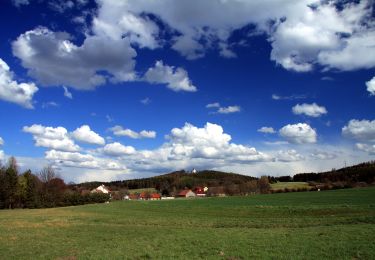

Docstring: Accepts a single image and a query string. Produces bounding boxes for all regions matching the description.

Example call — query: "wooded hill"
[74,161,375,193]
[74,170,257,193]
[291,161,375,184]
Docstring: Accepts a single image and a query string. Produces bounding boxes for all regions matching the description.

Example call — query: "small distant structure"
[178,189,196,198]
[150,193,161,200]
[161,196,175,200]
[192,168,197,174]
[195,186,208,197]
[126,192,161,200]
[91,184,110,194]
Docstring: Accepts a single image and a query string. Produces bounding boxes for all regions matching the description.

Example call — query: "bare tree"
[7,156,19,174]
[39,165,57,183]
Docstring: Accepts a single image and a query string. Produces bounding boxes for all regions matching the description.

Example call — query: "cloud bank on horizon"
[0,0,374,182]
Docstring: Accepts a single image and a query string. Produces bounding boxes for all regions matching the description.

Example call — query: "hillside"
[72,161,375,195]
[292,161,375,184]
[74,170,257,193]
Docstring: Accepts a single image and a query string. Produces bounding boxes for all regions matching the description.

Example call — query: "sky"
[0,0,374,183]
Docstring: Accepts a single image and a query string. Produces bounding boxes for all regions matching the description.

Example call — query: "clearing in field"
[0,188,374,259]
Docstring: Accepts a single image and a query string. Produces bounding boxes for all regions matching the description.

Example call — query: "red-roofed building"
[150,193,161,200]
[194,186,207,197]
[139,192,149,200]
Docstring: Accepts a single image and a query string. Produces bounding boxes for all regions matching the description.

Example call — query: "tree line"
[73,170,269,196]
[0,157,109,209]
[290,161,375,184]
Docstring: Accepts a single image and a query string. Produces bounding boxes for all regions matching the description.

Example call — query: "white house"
[91,184,110,194]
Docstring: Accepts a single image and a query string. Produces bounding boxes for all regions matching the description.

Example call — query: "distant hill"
[292,161,375,184]
[74,170,257,192]
[73,161,375,194]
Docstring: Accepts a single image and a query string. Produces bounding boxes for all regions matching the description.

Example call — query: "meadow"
[0,188,374,259]
[270,181,311,191]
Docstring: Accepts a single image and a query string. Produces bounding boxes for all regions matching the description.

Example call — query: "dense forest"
[73,170,262,196]
[0,157,109,209]
[290,161,375,183]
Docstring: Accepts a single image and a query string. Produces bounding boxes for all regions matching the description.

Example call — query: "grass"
[271,181,311,191]
[0,188,374,259]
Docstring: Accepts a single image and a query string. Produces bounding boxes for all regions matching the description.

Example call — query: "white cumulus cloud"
[109,125,156,139]
[292,103,327,117]
[276,150,305,162]
[279,123,317,144]
[63,86,73,99]
[258,127,276,134]
[45,149,125,170]
[206,102,241,114]
[366,76,375,95]
[144,60,197,92]
[71,125,105,145]
[356,143,375,155]
[12,27,136,90]
[206,102,220,108]
[164,122,271,162]
[102,142,136,157]
[218,106,241,114]
[342,119,375,142]
[0,58,38,109]
[92,0,375,72]
[309,150,337,160]
[23,124,80,152]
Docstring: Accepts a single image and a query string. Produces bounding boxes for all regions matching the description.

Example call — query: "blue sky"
[0,0,374,182]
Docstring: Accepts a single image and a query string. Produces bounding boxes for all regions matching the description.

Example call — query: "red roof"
[195,187,204,193]
[151,193,161,199]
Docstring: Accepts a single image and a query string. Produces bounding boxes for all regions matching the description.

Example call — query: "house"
[195,186,207,197]
[178,189,196,198]
[91,184,110,194]
[150,193,161,200]
[139,192,149,200]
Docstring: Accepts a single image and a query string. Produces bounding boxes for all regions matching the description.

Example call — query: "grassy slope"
[271,181,311,190]
[0,188,374,259]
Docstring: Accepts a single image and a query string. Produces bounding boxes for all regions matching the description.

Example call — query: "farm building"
[178,189,196,198]
[91,184,110,194]
[150,193,161,200]
[195,187,208,197]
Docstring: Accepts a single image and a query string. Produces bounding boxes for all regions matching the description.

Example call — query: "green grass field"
[271,181,311,190]
[0,188,374,259]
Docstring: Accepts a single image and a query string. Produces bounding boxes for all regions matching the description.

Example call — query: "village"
[91,184,210,201]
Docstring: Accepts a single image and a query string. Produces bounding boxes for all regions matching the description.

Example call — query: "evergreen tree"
[0,166,6,209]
[23,170,41,208]
[4,158,19,209]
